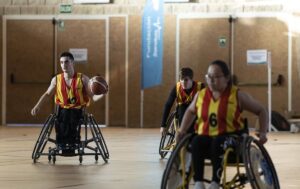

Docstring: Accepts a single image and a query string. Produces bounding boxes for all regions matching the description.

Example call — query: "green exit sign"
[60,4,72,13]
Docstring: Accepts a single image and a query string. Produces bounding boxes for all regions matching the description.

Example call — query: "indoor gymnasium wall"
[109,17,126,127]
[128,15,141,128]
[6,20,54,123]
[292,31,300,115]
[0,1,299,127]
[0,16,2,124]
[143,15,177,128]
[179,18,230,84]
[234,17,289,126]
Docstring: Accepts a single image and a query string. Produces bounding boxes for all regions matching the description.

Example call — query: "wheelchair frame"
[32,112,109,164]
[159,111,179,158]
[161,133,280,189]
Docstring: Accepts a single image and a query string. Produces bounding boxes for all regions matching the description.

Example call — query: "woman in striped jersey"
[177,60,268,189]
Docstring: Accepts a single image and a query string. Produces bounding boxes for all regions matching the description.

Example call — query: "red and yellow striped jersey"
[195,85,245,136]
[176,81,203,105]
[55,72,89,109]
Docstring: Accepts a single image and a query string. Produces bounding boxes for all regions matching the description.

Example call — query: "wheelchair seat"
[32,108,109,164]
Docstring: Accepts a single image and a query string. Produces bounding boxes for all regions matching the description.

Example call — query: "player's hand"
[176,130,186,143]
[31,106,40,116]
[256,132,268,144]
[160,127,164,134]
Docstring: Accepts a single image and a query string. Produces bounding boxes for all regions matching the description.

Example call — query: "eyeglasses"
[205,74,224,81]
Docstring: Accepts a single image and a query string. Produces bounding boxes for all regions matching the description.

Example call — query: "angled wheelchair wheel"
[243,136,280,189]
[90,115,109,159]
[220,136,249,189]
[32,114,56,163]
[88,114,109,163]
[161,133,194,189]
[159,111,178,159]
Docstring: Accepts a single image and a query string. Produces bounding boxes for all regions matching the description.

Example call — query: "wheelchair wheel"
[221,137,248,189]
[79,155,83,164]
[90,115,110,159]
[32,114,56,163]
[88,115,109,163]
[161,133,194,189]
[159,111,177,159]
[243,136,280,189]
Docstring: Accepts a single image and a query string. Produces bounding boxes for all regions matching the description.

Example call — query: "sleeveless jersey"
[195,85,244,136]
[176,81,203,105]
[55,72,89,109]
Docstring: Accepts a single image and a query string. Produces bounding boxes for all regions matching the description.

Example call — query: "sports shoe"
[208,181,219,189]
[194,181,206,189]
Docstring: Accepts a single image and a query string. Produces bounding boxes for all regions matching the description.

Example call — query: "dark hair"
[210,60,232,84]
[60,52,74,61]
[210,60,230,77]
[179,67,193,79]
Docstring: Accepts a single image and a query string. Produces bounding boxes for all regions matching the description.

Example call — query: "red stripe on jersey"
[72,73,81,106]
[60,74,69,106]
[201,89,211,135]
[233,90,242,130]
[218,86,231,134]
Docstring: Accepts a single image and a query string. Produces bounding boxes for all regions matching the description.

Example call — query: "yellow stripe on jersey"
[195,85,244,136]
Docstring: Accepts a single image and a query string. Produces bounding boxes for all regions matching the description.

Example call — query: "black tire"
[221,137,249,188]
[88,115,108,163]
[90,115,110,159]
[32,114,56,162]
[52,156,56,164]
[271,111,290,131]
[243,136,280,189]
[159,111,177,159]
[161,134,194,189]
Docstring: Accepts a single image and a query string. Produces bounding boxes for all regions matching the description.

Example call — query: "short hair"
[179,67,193,79]
[60,51,74,61]
[210,60,230,77]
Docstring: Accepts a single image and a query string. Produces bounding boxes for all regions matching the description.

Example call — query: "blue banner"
[141,0,164,89]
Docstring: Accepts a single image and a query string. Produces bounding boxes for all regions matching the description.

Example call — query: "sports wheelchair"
[161,132,280,189]
[159,111,179,158]
[32,108,109,164]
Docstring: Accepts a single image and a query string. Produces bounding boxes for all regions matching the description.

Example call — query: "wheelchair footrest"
[61,149,76,156]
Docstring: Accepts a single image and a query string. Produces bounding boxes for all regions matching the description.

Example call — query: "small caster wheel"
[52,156,56,164]
[79,156,83,163]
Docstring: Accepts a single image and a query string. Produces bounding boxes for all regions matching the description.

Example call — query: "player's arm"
[82,75,103,102]
[238,91,268,144]
[31,77,56,116]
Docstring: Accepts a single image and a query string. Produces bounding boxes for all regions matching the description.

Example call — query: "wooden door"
[56,19,107,124]
[6,19,54,124]
[234,17,289,125]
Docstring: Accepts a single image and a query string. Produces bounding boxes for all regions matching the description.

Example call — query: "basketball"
[89,76,108,95]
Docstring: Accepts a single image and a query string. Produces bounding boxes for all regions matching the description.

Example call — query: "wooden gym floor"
[0,126,299,189]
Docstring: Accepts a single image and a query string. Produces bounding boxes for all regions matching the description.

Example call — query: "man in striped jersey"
[31,52,103,152]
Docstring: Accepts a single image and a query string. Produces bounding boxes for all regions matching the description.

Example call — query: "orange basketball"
[89,76,108,95]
